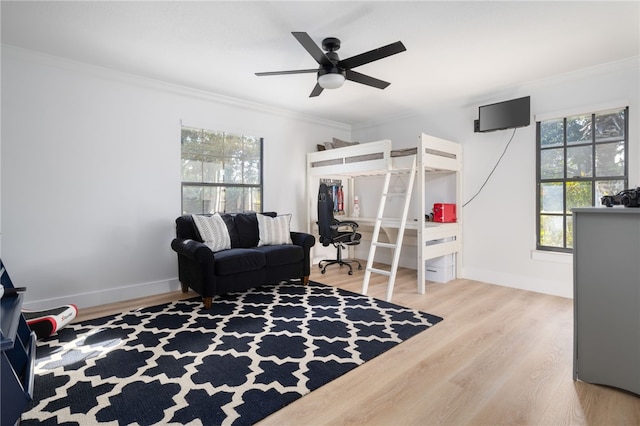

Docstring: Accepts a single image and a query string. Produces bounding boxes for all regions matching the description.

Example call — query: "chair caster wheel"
[348,270,353,275]
[321,270,326,274]
[358,265,363,270]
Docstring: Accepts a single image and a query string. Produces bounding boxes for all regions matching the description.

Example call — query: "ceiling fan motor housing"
[319,39,344,78]
[318,66,345,78]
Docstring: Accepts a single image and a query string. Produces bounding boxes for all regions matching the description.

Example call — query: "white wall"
[3,46,637,307]
[352,58,640,298]
[1,46,350,309]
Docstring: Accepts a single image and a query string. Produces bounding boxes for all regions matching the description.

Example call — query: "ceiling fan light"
[318,73,345,89]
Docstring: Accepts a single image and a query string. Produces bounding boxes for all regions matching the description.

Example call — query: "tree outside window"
[537,107,628,251]
[181,127,263,214]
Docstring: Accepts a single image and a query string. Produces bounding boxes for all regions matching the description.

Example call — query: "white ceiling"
[2,1,639,125]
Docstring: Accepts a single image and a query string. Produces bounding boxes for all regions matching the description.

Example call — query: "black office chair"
[317,183,363,275]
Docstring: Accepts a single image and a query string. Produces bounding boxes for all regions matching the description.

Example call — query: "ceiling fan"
[255,32,406,97]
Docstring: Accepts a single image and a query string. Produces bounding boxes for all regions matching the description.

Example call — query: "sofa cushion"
[257,214,292,246]
[214,248,265,276]
[234,212,277,248]
[192,213,231,252]
[253,244,303,267]
[220,213,240,248]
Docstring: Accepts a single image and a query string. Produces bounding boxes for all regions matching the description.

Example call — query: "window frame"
[536,107,629,252]
[181,126,264,215]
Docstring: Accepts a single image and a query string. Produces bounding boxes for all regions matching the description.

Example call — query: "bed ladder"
[362,154,417,301]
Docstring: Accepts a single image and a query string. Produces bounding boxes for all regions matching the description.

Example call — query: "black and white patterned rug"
[22,281,442,425]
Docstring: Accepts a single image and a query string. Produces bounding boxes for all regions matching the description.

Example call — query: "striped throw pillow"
[257,214,292,246]
[192,213,231,252]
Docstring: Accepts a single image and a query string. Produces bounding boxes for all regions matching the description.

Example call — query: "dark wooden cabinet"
[1,263,37,425]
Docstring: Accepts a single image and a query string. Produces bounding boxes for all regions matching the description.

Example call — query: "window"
[537,107,628,252]
[181,126,263,214]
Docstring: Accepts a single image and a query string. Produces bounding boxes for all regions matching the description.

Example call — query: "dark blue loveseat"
[171,212,315,309]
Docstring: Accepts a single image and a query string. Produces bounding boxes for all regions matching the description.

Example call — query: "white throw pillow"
[257,214,292,246]
[192,213,231,252]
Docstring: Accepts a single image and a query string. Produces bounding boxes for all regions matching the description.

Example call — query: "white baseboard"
[22,278,182,310]
[463,266,573,299]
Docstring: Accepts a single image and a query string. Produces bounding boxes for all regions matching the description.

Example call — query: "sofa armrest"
[171,238,217,301]
[290,232,315,250]
[171,238,215,264]
[290,232,316,278]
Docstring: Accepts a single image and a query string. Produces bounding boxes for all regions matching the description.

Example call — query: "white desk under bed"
[306,133,462,295]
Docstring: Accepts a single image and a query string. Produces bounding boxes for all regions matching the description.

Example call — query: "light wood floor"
[74,262,640,425]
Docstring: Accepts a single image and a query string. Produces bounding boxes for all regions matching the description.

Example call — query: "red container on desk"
[433,203,456,223]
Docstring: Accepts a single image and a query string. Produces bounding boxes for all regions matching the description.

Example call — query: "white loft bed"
[307,133,462,294]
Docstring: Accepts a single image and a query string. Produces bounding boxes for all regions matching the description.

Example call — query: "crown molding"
[465,56,640,109]
[1,44,351,132]
[353,56,640,132]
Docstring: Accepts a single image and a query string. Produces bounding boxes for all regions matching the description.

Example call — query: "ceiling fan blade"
[292,32,333,67]
[345,70,390,89]
[309,83,324,97]
[255,69,318,76]
[339,41,406,69]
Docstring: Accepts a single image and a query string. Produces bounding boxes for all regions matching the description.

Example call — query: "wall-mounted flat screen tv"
[477,96,530,132]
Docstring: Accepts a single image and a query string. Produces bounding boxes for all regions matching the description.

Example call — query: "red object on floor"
[23,304,78,339]
[433,203,457,223]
